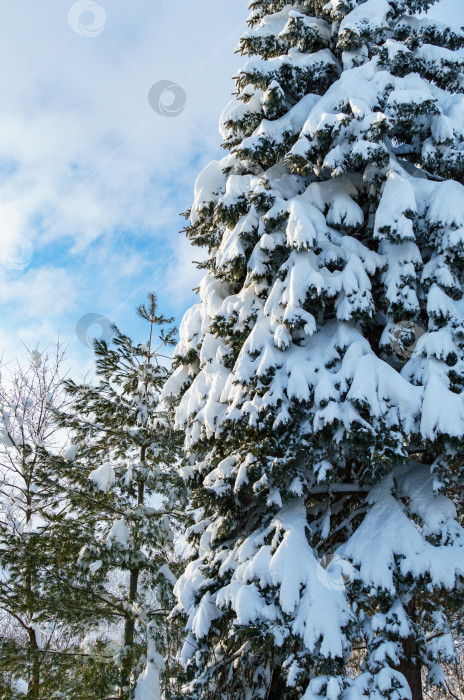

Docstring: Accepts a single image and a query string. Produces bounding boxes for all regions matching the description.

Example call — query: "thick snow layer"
[239,92,321,155]
[374,172,416,241]
[107,519,130,547]
[89,462,115,492]
[169,5,464,696]
[340,463,464,592]
[134,664,161,700]
[242,6,291,41]
[63,443,78,461]
[134,637,164,700]
[191,158,228,225]
[178,499,351,661]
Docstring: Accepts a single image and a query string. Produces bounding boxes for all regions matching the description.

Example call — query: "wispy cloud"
[0,0,247,366]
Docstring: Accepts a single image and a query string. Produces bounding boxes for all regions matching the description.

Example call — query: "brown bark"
[398,639,423,700]
[26,626,40,700]
[397,601,423,700]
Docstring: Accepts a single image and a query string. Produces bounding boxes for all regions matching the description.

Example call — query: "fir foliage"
[167,1,464,698]
[36,295,186,699]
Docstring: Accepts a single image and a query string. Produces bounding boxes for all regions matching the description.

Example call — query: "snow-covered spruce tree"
[41,295,186,699]
[164,2,464,698]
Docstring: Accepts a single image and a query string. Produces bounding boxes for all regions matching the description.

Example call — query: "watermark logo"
[3,237,34,271]
[389,320,425,360]
[68,1,107,37]
[76,313,113,349]
[148,81,187,117]
[316,553,355,591]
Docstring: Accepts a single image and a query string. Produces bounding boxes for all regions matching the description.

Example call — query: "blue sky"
[0,0,463,373]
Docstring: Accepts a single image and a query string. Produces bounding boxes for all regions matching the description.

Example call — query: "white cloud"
[0,266,79,316]
[0,0,247,362]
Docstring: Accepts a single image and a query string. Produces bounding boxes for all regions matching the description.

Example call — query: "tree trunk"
[398,601,423,700]
[268,660,299,700]
[119,569,139,697]
[27,626,40,700]
[119,447,145,698]
[398,640,423,700]
[268,666,287,700]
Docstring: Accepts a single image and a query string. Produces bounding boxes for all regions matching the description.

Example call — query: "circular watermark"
[148,81,187,117]
[389,321,425,360]
[76,313,113,349]
[316,553,355,591]
[68,1,107,37]
[3,237,34,271]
